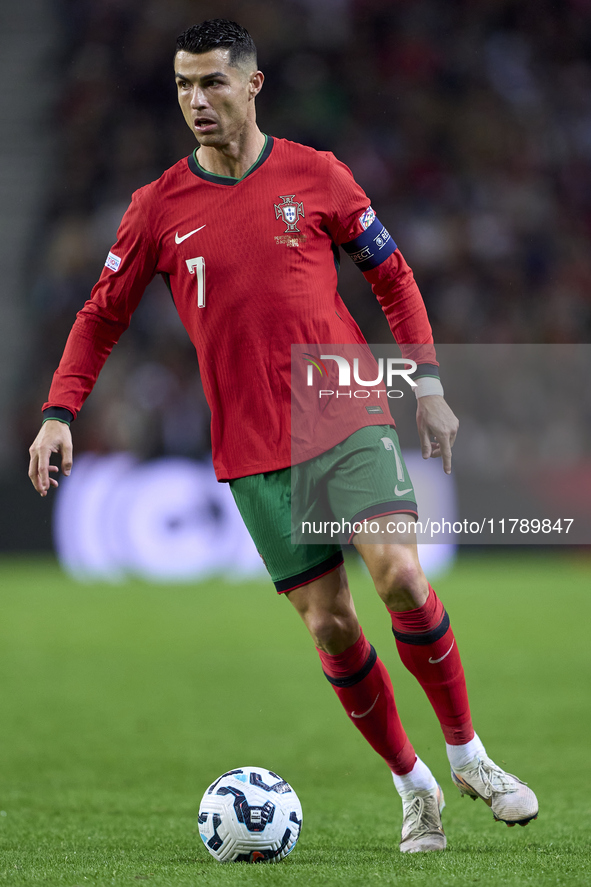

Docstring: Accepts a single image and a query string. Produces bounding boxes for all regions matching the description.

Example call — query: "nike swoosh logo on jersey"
[175,225,206,244]
[429,640,455,664]
[351,693,380,719]
[394,485,412,496]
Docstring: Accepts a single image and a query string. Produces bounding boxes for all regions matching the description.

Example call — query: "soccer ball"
[198,766,303,863]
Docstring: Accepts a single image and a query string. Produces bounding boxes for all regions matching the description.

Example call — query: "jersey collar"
[187,135,273,185]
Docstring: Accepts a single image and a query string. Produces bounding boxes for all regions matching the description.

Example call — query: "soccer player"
[28,19,538,852]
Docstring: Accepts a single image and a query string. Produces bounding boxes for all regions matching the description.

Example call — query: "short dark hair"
[175,20,257,69]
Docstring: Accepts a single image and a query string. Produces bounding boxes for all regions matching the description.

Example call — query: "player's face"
[174,49,262,147]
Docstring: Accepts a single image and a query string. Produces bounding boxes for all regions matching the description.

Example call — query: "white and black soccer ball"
[198,766,303,863]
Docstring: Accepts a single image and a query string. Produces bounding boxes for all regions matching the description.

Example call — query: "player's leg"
[353,518,538,826]
[286,562,446,852]
[353,520,473,745]
[285,562,418,774]
[318,427,474,749]
[230,468,444,850]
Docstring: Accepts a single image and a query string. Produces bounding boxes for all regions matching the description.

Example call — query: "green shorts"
[229,425,417,594]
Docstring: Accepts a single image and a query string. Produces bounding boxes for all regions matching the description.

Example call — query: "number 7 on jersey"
[186,257,206,307]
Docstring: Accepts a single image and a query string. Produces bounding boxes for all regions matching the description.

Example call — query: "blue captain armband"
[341,216,397,272]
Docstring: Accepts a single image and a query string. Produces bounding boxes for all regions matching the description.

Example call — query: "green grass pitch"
[0,551,589,886]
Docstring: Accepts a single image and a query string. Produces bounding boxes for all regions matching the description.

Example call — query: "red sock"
[318,629,416,774]
[389,585,474,745]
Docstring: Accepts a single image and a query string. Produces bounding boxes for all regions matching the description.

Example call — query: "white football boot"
[399,784,446,852]
[451,754,538,826]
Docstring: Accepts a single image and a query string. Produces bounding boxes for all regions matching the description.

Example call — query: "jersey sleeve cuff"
[42,406,74,425]
[414,362,440,380]
[412,363,443,398]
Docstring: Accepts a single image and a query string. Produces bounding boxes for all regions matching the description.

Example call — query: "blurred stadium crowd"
[21,0,591,462]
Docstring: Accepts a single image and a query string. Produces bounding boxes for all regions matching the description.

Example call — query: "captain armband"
[341,213,397,272]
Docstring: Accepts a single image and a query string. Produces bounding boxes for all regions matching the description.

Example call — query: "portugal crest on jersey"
[274,195,305,233]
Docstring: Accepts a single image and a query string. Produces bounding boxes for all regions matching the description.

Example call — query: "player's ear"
[249,70,264,99]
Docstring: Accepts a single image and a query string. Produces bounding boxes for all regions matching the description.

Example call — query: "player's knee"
[304,609,360,655]
[372,556,427,610]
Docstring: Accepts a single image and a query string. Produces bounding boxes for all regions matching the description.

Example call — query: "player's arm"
[325,155,458,472]
[28,191,157,495]
[364,249,459,474]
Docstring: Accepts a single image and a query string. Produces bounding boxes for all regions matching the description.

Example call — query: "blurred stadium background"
[2,0,591,559]
[1,4,591,881]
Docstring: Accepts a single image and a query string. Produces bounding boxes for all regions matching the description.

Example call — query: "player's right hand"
[28,420,73,497]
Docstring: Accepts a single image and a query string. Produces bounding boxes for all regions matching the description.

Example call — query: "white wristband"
[414,376,444,399]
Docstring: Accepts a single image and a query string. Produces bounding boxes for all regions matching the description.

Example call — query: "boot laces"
[470,757,525,798]
[402,794,442,839]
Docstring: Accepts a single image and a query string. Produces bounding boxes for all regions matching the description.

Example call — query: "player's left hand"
[416,395,459,475]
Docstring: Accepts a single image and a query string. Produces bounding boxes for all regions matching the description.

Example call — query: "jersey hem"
[213,420,398,481]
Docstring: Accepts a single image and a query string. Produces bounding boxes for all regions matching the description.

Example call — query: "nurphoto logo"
[302,354,417,399]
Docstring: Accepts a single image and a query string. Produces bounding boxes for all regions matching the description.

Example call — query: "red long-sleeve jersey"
[44,136,437,480]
